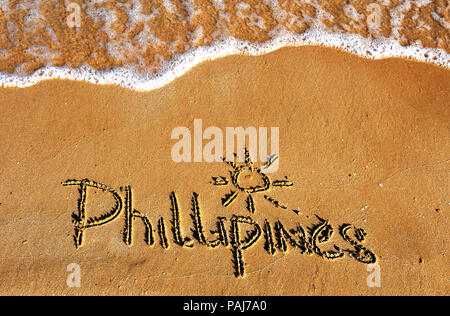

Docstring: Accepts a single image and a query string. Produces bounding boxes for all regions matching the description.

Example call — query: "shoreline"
[1,0,449,91]
[1,43,449,92]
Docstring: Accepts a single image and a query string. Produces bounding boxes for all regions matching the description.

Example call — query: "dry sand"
[0,46,448,295]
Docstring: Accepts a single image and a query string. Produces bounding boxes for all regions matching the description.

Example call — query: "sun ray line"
[244,147,254,167]
[273,180,294,187]
[221,157,239,171]
[246,195,255,214]
[263,155,278,169]
[211,176,229,186]
[222,191,239,207]
[264,195,287,209]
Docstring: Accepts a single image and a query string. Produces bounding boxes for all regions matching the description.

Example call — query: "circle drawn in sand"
[212,147,294,214]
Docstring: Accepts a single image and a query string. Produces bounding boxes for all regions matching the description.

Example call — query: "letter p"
[62,179,123,248]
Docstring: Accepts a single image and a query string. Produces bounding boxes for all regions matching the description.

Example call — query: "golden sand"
[0,0,449,73]
[0,46,448,295]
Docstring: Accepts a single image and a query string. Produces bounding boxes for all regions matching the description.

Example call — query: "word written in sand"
[62,179,377,278]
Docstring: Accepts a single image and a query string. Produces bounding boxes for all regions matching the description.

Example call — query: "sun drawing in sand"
[211,147,297,214]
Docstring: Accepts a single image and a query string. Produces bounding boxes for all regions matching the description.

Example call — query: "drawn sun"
[211,147,296,214]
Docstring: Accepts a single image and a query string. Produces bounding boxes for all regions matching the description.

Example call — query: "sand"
[0,46,448,295]
[1,0,449,84]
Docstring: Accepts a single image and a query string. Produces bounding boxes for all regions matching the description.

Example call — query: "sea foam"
[0,0,448,91]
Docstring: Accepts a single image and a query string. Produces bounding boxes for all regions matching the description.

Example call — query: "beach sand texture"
[1,0,449,89]
[0,45,448,295]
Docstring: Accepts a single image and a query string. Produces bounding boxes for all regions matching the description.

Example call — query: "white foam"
[0,0,448,91]
[1,28,448,91]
